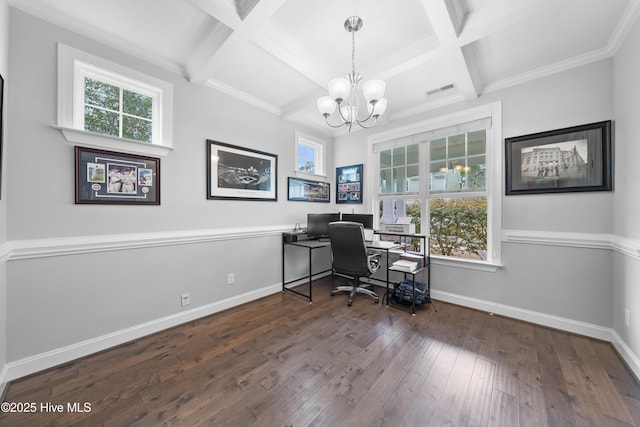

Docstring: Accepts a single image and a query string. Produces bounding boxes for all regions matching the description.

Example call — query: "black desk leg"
[308,248,313,303]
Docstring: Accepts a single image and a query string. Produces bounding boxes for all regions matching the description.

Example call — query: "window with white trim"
[57,43,173,157]
[372,103,501,265]
[295,131,326,176]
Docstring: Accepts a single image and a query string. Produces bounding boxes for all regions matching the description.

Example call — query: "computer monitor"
[306,213,340,239]
[341,213,374,229]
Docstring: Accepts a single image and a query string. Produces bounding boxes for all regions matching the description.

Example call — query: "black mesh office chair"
[329,221,381,306]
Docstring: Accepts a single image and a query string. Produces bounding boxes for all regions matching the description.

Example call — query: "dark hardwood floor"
[1,276,639,426]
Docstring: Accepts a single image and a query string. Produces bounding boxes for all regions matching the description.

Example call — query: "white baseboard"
[2,283,638,385]
[3,283,282,382]
[0,365,7,400]
[611,330,640,381]
[432,289,612,341]
[432,290,639,381]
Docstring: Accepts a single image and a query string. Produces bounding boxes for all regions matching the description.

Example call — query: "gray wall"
[613,14,640,362]
[3,9,335,369]
[0,0,9,392]
[335,59,615,325]
[335,42,640,374]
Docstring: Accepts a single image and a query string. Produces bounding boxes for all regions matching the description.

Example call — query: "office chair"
[328,221,381,306]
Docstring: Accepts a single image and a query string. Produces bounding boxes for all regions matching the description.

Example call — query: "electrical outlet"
[227,273,235,285]
[625,309,631,327]
[181,293,190,306]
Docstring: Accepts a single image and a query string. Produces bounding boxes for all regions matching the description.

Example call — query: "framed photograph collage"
[75,147,160,205]
[336,164,363,204]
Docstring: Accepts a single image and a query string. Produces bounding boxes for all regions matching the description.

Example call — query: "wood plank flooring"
[1,276,639,426]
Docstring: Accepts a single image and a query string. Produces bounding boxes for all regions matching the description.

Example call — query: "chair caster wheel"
[330,292,335,296]
[347,300,352,307]
[374,298,379,304]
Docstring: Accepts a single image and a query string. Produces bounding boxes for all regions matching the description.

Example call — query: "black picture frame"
[75,147,160,205]
[287,177,330,202]
[505,120,612,195]
[207,139,277,201]
[0,74,4,200]
[336,163,363,204]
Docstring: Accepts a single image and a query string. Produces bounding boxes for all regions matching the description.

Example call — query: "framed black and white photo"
[75,147,160,204]
[287,177,330,202]
[336,164,363,204]
[207,140,277,201]
[505,120,612,195]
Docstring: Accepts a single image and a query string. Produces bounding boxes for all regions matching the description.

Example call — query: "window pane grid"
[378,143,419,195]
[377,126,489,262]
[83,77,153,143]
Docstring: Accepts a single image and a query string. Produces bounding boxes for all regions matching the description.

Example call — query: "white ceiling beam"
[187,0,242,30]
[419,0,481,99]
[186,0,288,85]
[458,0,560,46]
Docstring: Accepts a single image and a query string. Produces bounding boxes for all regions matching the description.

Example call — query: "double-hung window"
[57,43,173,157]
[372,103,501,266]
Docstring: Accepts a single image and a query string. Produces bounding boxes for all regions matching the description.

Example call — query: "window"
[82,75,153,143]
[371,103,501,266]
[57,44,173,157]
[295,131,326,176]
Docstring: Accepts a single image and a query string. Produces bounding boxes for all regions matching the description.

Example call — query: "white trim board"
[431,290,640,382]
[3,283,282,382]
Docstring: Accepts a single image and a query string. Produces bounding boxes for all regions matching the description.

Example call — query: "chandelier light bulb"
[340,104,358,123]
[328,77,351,103]
[367,97,388,117]
[317,96,336,116]
[363,80,386,103]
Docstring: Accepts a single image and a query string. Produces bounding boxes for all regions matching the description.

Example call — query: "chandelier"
[317,16,387,132]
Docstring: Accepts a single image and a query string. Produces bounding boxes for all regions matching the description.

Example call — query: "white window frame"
[56,43,173,157]
[368,102,502,270]
[294,131,326,177]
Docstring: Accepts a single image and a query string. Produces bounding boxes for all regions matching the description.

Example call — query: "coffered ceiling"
[10,0,640,135]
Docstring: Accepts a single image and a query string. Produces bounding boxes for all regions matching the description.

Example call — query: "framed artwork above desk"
[336,164,362,204]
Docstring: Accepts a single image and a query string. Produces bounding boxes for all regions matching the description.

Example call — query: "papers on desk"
[367,240,400,250]
[392,259,419,272]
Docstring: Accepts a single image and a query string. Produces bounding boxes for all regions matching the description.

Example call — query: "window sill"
[431,255,502,272]
[54,125,173,158]
[293,170,327,180]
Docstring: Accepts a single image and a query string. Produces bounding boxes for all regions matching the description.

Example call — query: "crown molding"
[608,0,640,54]
[483,48,612,95]
[205,79,281,116]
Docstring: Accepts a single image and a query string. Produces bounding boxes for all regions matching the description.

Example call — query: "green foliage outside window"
[429,198,487,259]
[400,198,487,259]
[84,78,152,143]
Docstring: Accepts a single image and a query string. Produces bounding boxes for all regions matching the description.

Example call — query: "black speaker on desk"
[283,231,308,242]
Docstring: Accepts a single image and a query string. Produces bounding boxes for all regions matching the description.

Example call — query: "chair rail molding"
[8,225,293,260]
[502,229,640,260]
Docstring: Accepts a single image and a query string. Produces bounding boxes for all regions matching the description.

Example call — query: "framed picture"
[287,177,330,202]
[336,164,363,204]
[505,120,612,195]
[75,147,160,205]
[207,140,277,201]
[0,74,4,200]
